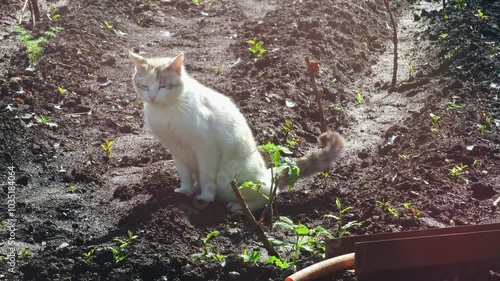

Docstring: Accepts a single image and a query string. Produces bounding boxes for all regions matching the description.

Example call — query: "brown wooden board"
[326,223,500,258]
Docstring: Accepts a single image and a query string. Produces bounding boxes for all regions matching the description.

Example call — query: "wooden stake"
[230,180,279,258]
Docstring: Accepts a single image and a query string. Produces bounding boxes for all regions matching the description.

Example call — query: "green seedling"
[330,77,337,84]
[448,101,463,109]
[240,181,268,199]
[101,140,114,159]
[282,119,293,135]
[192,231,226,263]
[271,216,331,264]
[266,256,291,270]
[111,247,126,264]
[440,33,449,40]
[35,114,57,128]
[248,38,267,59]
[403,202,422,219]
[430,113,440,132]
[113,230,138,249]
[103,20,113,29]
[19,248,29,259]
[13,25,63,66]
[449,163,468,180]
[355,91,363,105]
[57,86,68,95]
[443,14,449,20]
[47,5,61,21]
[258,142,300,191]
[240,249,261,263]
[476,112,492,135]
[400,154,410,161]
[68,185,78,192]
[83,248,95,264]
[406,60,416,78]
[324,198,362,238]
[454,0,464,9]
[376,200,399,217]
[475,9,488,20]
[332,105,341,111]
[286,139,298,148]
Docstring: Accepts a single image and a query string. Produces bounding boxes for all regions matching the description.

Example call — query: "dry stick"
[285,253,355,281]
[305,57,327,133]
[258,166,277,226]
[29,0,41,28]
[230,179,280,258]
[384,0,398,88]
[19,0,29,25]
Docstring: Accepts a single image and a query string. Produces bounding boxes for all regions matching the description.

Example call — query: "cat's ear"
[169,53,184,75]
[129,51,147,69]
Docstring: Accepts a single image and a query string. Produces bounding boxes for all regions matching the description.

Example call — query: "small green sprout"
[282,119,293,135]
[332,105,341,111]
[271,217,331,263]
[111,247,126,264]
[101,140,114,159]
[324,198,362,238]
[286,139,298,148]
[103,20,113,29]
[455,0,464,9]
[355,91,363,105]
[430,113,440,132]
[240,249,261,263]
[19,248,29,259]
[68,185,78,192]
[240,181,268,200]
[266,256,292,270]
[440,33,449,40]
[376,200,399,217]
[443,14,449,20]
[113,230,138,248]
[35,114,53,125]
[476,112,492,135]
[406,60,416,78]
[400,154,410,161]
[192,231,226,263]
[330,77,337,84]
[448,101,463,109]
[248,38,267,59]
[449,164,468,180]
[83,248,95,264]
[57,86,68,95]
[475,9,488,20]
[402,202,411,209]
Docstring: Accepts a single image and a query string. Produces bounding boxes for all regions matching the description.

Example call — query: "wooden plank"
[354,229,500,274]
[326,223,500,258]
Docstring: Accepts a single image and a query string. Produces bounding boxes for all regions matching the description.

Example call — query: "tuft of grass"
[355,91,363,105]
[449,163,468,181]
[13,25,63,66]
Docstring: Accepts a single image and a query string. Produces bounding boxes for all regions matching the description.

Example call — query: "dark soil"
[0,0,499,280]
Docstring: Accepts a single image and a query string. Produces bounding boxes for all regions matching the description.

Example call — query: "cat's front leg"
[195,150,219,202]
[173,158,195,197]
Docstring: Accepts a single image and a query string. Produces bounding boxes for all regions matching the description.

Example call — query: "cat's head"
[129,51,185,105]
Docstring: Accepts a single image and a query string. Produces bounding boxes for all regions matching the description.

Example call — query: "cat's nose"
[149,94,157,102]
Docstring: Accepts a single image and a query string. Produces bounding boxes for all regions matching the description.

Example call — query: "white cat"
[129,51,345,213]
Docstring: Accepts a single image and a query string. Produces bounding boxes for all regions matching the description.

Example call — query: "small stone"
[228,271,240,279]
[57,242,69,250]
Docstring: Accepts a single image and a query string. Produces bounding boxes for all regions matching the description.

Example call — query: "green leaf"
[295,224,309,235]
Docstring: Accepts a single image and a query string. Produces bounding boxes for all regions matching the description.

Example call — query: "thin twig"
[305,57,327,133]
[384,0,398,88]
[259,166,276,225]
[19,0,29,25]
[230,179,279,258]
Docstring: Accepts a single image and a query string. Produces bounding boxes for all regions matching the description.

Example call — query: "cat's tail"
[278,131,345,190]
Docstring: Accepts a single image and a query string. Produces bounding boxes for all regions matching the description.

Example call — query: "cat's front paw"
[226,202,243,214]
[195,192,215,202]
[174,185,194,197]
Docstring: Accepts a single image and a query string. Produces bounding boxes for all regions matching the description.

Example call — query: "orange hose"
[285,253,355,281]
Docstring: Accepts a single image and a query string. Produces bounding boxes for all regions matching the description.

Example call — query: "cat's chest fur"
[144,103,201,166]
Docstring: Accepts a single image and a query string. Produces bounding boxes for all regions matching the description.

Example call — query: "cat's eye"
[159,84,174,90]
